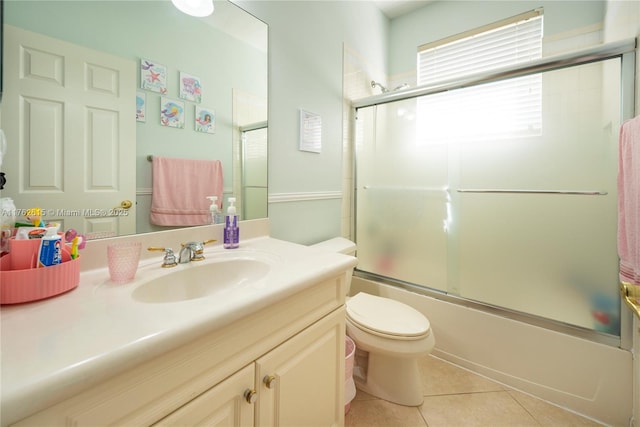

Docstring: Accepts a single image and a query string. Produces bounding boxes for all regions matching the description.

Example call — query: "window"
[417,10,543,142]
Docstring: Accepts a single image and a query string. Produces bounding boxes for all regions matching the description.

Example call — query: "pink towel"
[618,115,640,286]
[150,156,223,226]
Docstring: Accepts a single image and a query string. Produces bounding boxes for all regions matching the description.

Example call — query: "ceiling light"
[171,0,214,17]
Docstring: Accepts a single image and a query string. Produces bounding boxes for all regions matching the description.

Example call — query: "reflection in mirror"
[0,0,267,239]
[239,121,268,220]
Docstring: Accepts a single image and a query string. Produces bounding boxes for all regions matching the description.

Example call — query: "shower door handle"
[620,282,640,320]
[456,189,607,195]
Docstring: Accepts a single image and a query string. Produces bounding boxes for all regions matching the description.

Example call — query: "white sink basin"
[131,259,270,303]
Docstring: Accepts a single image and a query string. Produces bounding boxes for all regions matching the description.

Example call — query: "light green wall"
[239,0,613,245]
[238,0,388,244]
[604,0,640,114]
[388,1,606,76]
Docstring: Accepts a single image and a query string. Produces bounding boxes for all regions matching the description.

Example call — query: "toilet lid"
[346,293,430,338]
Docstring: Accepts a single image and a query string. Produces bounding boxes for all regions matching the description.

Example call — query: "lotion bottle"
[223,197,239,249]
[206,196,223,224]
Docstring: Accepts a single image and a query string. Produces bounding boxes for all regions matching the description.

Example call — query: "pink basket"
[0,250,80,304]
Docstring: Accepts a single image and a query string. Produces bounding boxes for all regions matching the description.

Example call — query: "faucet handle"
[147,246,178,268]
[179,239,217,262]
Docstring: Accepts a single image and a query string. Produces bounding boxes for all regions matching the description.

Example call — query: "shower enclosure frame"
[351,38,637,349]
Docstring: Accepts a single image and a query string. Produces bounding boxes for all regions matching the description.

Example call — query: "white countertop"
[0,233,356,426]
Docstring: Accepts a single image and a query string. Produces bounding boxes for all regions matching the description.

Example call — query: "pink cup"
[107,242,142,283]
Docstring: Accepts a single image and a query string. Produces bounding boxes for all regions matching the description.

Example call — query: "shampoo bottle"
[223,197,239,249]
[206,196,223,224]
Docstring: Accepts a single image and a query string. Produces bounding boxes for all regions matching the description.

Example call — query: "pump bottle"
[223,197,239,249]
[206,196,223,224]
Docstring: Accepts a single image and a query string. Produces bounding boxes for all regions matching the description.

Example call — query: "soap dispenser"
[223,197,239,249]
[206,196,223,224]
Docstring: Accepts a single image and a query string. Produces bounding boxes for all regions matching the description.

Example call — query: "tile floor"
[345,355,604,427]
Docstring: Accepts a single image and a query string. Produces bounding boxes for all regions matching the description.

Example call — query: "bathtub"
[350,275,633,427]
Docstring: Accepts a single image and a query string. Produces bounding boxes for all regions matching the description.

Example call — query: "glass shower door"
[355,57,622,335]
[355,99,450,293]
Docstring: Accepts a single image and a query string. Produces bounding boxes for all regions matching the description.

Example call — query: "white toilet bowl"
[310,238,435,407]
[346,292,435,406]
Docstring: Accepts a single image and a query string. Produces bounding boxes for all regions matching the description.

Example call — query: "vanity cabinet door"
[153,364,256,427]
[255,308,345,427]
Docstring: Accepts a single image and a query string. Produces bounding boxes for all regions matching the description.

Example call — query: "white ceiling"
[373,0,434,19]
[213,0,432,50]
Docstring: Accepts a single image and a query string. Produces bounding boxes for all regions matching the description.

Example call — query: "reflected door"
[241,127,268,220]
[1,26,136,236]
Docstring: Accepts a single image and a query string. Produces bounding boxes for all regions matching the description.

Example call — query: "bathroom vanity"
[0,223,357,426]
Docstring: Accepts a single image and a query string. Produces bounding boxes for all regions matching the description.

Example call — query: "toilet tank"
[311,237,357,256]
[310,237,357,293]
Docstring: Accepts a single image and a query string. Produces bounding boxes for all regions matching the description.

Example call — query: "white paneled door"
[1,25,136,236]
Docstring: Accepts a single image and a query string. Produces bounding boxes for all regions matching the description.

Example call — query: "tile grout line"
[503,389,545,427]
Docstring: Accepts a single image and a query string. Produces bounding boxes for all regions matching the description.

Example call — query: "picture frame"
[195,106,215,134]
[179,71,202,103]
[136,91,146,122]
[160,97,185,128]
[299,109,322,153]
[140,58,167,94]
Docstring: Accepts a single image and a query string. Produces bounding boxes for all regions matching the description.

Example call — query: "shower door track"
[354,270,621,347]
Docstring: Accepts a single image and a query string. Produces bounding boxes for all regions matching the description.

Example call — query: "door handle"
[114,200,133,210]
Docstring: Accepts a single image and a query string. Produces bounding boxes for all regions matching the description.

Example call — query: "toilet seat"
[346,293,431,340]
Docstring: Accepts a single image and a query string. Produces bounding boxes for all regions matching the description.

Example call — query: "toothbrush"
[70,237,79,260]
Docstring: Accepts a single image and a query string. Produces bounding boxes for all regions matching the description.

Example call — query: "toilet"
[310,237,435,407]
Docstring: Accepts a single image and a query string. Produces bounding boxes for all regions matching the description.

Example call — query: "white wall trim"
[268,191,343,204]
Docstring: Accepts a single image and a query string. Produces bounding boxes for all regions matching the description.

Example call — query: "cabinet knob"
[244,389,258,404]
[263,375,277,389]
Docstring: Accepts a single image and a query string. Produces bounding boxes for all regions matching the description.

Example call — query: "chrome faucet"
[178,239,217,263]
[148,239,215,267]
[179,241,204,263]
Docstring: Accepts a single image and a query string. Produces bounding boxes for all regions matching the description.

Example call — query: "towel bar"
[620,282,640,320]
[147,155,153,162]
[457,189,607,195]
[363,185,448,193]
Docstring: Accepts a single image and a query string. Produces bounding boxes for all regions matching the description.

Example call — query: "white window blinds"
[417,10,543,142]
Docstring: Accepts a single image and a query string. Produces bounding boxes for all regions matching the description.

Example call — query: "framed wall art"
[299,109,322,153]
[160,97,185,128]
[136,91,146,122]
[179,71,202,103]
[140,58,167,94]
[195,106,215,134]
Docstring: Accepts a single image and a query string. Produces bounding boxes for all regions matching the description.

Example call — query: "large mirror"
[0,0,267,239]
